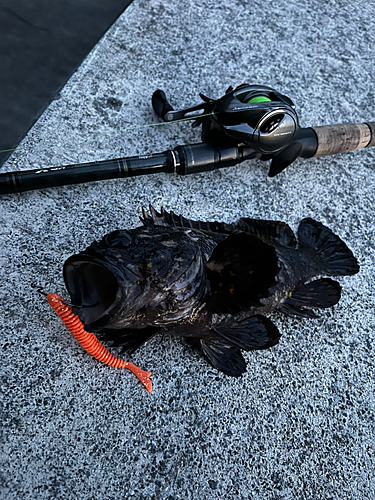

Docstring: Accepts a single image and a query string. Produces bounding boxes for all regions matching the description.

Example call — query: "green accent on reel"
[247,96,272,104]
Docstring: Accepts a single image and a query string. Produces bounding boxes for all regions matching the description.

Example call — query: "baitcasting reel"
[153,83,299,155]
[152,83,321,176]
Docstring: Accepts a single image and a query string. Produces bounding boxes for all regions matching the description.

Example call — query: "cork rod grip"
[311,122,375,157]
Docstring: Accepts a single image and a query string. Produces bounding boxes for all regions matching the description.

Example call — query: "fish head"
[63,225,213,330]
[63,229,152,330]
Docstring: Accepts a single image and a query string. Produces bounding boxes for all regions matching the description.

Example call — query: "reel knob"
[152,90,174,121]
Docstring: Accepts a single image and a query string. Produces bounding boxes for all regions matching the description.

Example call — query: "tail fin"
[298,219,359,276]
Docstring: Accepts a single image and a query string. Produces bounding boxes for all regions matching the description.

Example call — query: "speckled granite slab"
[1,0,374,498]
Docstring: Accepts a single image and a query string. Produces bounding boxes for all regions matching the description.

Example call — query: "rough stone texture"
[1,0,375,499]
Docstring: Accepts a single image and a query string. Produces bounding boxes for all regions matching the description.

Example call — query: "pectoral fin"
[206,232,279,314]
[200,339,247,377]
[97,326,160,353]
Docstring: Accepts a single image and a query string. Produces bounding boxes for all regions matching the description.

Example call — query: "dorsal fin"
[140,205,235,233]
[140,207,297,249]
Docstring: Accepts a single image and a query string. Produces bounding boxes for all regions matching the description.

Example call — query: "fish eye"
[102,230,133,248]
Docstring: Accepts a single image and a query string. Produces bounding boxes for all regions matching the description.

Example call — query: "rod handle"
[312,122,375,157]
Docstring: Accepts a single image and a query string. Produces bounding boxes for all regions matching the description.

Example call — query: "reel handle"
[152,89,207,122]
[152,90,174,121]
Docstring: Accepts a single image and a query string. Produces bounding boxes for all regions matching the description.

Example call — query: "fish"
[63,206,359,377]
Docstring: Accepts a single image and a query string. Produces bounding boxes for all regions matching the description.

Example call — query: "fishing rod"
[0,83,374,195]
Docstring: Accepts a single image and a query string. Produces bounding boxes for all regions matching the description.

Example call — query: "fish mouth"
[63,257,120,328]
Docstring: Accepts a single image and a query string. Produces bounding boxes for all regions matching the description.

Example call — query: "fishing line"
[68,111,216,146]
[62,301,100,309]
[0,147,24,153]
[0,112,216,156]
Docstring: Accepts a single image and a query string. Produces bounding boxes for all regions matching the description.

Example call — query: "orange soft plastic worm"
[46,293,152,393]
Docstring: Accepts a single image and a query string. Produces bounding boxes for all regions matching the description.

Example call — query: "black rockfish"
[63,207,359,376]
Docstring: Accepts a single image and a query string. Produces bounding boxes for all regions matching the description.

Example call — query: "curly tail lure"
[47,293,152,393]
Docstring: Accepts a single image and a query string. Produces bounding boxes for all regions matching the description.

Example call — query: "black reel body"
[205,84,299,154]
[153,84,300,154]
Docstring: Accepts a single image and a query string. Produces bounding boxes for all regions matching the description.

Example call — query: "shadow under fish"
[63,207,359,377]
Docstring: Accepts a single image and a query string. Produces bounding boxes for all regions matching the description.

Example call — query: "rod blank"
[0,153,173,195]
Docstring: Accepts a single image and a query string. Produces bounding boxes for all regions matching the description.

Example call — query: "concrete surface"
[1,0,375,498]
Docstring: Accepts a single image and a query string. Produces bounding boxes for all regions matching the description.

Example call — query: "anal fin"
[278,303,318,319]
[279,278,342,318]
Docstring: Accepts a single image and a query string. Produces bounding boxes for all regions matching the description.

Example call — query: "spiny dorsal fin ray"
[140,205,235,233]
[140,207,297,248]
